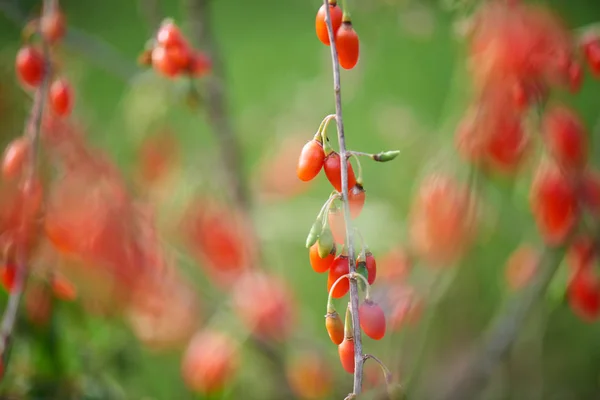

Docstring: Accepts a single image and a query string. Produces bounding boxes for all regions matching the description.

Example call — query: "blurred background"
[0,0,600,399]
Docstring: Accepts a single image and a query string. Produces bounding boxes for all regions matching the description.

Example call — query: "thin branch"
[0,0,138,81]
[322,0,364,395]
[0,0,53,376]
[185,0,250,212]
[435,247,562,400]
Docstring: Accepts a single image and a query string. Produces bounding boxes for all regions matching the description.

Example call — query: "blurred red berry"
[52,275,77,301]
[409,174,475,266]
[15,46,45,87]
[232,272,296,341]
[530,161,578,246]
[568,268,600,322]
[151,46,181,78]
[2,136,30,181]
[49,78,74,116]
[583,37,600,76]
[188,52,212,77]
[359,300,386,340]
[287,352,333,400]
[581,168,600,217]
[1,264,16,293]
[40,10,66,44]
[567,62,583,93]
[315,2,343,46]
[181,330,239,394]
[543,106,588,171]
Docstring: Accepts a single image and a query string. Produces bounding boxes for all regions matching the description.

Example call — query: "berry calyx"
[358,300,386,340]
[15,46,45,87]
[348,184,366,219]
[310,242,336,273]
[49,78,74,117]
[336,21,360,70]
[338,337,355,374]
[323,152,357,192]
[297,139,325,182]
[315,1,343,46]
[325,311,344,345]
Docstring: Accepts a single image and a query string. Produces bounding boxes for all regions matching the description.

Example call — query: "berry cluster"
[298,113,399,373]
[452,0,600,322]
[315,0,360,70]
[15,7,74,117]
[139,19,212,79]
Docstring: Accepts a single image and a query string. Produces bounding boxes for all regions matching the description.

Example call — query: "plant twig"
[0,0,52,377]
[185,0,250,212]
[435,247,561,400]
[322,0,364,395]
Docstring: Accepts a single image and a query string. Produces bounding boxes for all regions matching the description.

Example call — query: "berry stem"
[0,0,53,377]
[348,153,363,186]
[327,272,371,313]
[363,354,393,386]
[348,150,401,162]
[322,0,363,394]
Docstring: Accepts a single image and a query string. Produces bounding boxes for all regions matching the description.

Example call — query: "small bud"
[373,150,400,162]
[306,216,324,248]
[317,228,335,258]
[138,49,153,66]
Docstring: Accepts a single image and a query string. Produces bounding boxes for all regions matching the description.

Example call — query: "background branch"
[435,248,562,400]
[185,0,250,212]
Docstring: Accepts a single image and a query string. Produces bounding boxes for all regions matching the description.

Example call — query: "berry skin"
[530,161,578,246]
[297,139,325,182]
[151,46,181,78]
[336,22,360,70]
[323,152,357,192]
[315,2,343,46]
[328,206,347,245]
[359,300,386,340]
[348,184,366,219]
[325,311,344,345]
[2,136,30,180]
[15,46,45,87]
[363,252,377,285]
[49,79,74,117]
[40,10,66,44]
[338,337,355,374]
[583,37,600,77]
[327,255,349,298]
[1,264,16,293]
[543,106,587,171]
[309,242,335,273]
